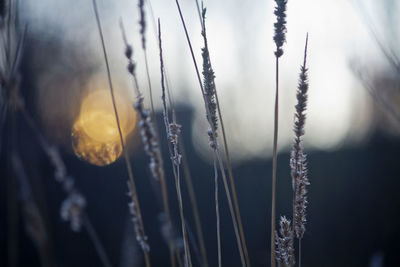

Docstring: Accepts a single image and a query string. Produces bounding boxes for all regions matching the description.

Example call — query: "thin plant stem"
[11,151,54,267]
[91,1,150,266]
[165,58,204,267]
[174,1,246,265]
[18,106,115,267]
[121,18,177,267]
[7,170,18,267]
[0,104,8,153]
[83,215,113,267]
[298,239,302,267]
[20,107,115,267]
[158,19,192,267]
[143,51,156,117]
[168,147,192,267]
[216,92,251,267]
[214,157,221,267]
[160,177,179,267]
[140,19,177,267]
[198,5,250,265]
[179,140,208,267]
[292,184,296,264]
[121,19,176,267]
[194,0,202,26]
[144,10,207,263]
[175,166,192,267]
[215,152,245,266]
[6,0,12,67]
[7,107,18,267]
[271,56,279,267]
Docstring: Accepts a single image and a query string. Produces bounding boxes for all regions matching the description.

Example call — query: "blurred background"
[1,0,400,266]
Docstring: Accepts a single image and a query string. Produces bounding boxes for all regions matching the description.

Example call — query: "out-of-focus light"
[71,90,136,166]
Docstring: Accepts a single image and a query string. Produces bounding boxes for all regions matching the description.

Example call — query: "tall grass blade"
[92,1,150,265]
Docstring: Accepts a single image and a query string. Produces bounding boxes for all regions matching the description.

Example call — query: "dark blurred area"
[2,1,400,267]
[2,103,400,267]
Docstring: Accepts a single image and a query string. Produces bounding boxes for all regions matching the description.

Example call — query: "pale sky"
[22,0,392,163]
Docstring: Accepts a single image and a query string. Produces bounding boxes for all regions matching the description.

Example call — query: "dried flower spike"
[201,8,218,150]
[158,19,182,166]
[273,0,288,58]
[291,34,310,239]
[60,192,86,232]
[134,95,164,182]
[138,0,146,49]
[127,182,150,252]
[275,216,295,267]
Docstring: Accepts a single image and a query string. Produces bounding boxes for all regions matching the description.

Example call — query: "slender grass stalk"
[83,215,113,267]
[6,0,12,66]
[7,159,18,267]
[271,55,279,267]
[174,1,246,266]
[0,104,8,153]
[143,50,155,115]
[298,239,302,267]
[21,107,114,267]
[291,34,309,267]
[194,0,202,26]
[199,6,251,266]
[215,153,245,266]
[7,138,19,267]
[11,152,52,267]
[158,19,192,267]
[2,3,112,266]
[271,1,288,266]
[175,166,192,267]
[141,3,208,265]
[179,134,209,267]
[158,178,177,267]
[138,0,156,118]
[143,3,208,264]
[21,105,113,267]
[213,157,221,267]
[91,1,150,266]
[2,5,20,265]
[136,3,177,266]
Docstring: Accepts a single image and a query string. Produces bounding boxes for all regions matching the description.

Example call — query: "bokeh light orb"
[71,90,136,166]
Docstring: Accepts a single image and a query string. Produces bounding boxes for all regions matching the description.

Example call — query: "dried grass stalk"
[158,19,192,267]
[275,216,295,267]
[271,1,288,265]
[291,34,309,240]
[290,33,310,267]
[92,1,150,265]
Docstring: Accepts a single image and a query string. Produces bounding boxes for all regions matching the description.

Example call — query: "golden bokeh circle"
[71,90,136,166]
